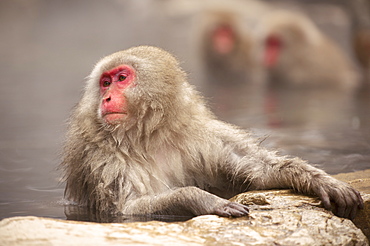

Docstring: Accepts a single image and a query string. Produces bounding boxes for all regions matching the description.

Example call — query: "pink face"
[99,65,136,124]
[264,35,282,68]
[212,25,236,55]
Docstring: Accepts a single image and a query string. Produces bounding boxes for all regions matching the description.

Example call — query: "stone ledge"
[1,170,369,245]
[1,191,368,246]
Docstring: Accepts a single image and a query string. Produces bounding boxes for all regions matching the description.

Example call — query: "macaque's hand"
[313,178,364,220]
[213,202,249,217]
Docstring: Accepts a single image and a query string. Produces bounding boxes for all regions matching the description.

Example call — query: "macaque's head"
[211,24,237,55]
[80,46,188,128]
[97,64,134,124]
[262,11,321,69]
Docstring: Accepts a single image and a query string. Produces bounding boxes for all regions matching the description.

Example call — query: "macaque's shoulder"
[203,119,252,142]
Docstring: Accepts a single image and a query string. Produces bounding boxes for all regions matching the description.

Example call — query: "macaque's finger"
[214,202,249,217]
[213,209,232,217]
[347,189,363,220]
[349,190,363,220]
[228,202,250,217]
[344,190,358,219]
[334,191,347,218]
[356,190,364,209]
[318,187,332,211]
[349,206,358,221]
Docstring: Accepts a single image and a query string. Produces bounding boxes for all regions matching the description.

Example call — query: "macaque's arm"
[122,186,249,217]
[227,148,364,219]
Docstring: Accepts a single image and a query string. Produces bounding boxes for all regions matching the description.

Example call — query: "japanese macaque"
[256,11,361,128]
[196,1,269,122]
[200,11,251,86]
[198,10,262,122]
[61,46,363,220]
[259,11,360,91]
[197,0,268,88]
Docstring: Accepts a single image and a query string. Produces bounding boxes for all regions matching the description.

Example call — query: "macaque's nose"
[104,96,111,103]
[102,95,114,108]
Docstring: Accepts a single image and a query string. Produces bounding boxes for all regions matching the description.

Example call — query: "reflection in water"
[207,79,370,175]
[263,84,356,129]
[64,205,192,223]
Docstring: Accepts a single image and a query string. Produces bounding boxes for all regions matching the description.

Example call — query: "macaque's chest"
[148,148,189,190]
[109,143,207,197]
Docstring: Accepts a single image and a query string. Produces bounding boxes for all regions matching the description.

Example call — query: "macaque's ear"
[211,25,236,55]
[264,34,282,68]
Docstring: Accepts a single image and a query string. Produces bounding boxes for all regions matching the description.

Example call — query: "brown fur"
[61,46,363,219]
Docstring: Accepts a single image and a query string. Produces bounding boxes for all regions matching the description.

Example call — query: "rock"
[333,169,370,194]
[353,193,370,243]
[231,190,370,244]
[1,190,368,246]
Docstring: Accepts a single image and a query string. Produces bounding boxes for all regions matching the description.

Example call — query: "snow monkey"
[61,46,363,219]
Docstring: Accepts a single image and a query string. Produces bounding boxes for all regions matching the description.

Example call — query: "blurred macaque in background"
[193,0,270,124]
[191,0,365,129]
[200,11,250,86]
[258,10,360,91]
[338,0,370,131]
[254,10,361,128]
[347,0,370,76]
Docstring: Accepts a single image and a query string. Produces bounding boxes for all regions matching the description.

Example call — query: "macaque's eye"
[102,80,111,87]
[118,75,127,81]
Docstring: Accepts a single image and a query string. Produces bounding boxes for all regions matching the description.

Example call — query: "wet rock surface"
[1,188,369,245]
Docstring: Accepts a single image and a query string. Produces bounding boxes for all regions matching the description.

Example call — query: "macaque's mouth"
[103,112,127,116]
[102,112,128,123]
